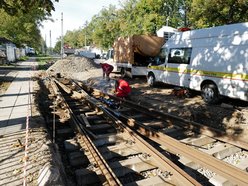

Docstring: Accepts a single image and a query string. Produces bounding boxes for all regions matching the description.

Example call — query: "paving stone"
[0,61,67,185]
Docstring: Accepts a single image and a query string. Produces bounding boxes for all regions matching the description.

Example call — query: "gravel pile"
[47,56,103,81]
[47,56,100,73]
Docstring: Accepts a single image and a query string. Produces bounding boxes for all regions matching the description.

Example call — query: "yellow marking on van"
[148,66,248,81]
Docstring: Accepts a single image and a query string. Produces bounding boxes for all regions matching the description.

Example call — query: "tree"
[0,0,59,51]
[87,5,120,49]
[54,40,61,54]
[0,9,42,48]
[0,0,58,16]
[188,0,248,28]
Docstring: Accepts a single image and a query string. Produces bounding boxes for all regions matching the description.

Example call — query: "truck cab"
[106,49,114,60]
[103,48,118,72]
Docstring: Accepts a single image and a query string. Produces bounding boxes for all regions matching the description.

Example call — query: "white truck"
[106,35,165,77]
[147,22,248,104]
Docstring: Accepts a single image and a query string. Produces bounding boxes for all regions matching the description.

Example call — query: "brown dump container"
[113,35,165,64]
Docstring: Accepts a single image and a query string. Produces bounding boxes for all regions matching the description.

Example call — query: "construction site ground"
[0,56,247,185]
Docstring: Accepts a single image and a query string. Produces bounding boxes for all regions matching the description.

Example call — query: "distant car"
[26,47,35,56]
[79,51,96,59]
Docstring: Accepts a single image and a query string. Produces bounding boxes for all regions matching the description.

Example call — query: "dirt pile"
[47,56,103,81]
[47,56,100,73]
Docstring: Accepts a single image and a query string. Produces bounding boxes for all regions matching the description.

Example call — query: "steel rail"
[50,78,122,186]
[109,94,248,150]
[82,83,248,151]
[78,84,248,186]
[118,113,248,186]
[67,79,203,185]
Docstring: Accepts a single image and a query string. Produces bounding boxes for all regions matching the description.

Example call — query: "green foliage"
[189,0,248,28]
[36,57,56,70]
[54,40,61,53]
[54,0,248,51]
[18,56,29,61]
[89,0,189,48]
[0,0,58,16]
[0,0,58,51]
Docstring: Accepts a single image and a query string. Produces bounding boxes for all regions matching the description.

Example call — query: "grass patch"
[18,56,29,61]
[36,57,56,70]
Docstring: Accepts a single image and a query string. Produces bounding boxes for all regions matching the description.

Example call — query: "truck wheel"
[147,74,155,87]
[201,84,219,104]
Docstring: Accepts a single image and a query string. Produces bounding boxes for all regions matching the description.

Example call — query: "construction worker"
[114,79,131,98]
[100,63,114,80]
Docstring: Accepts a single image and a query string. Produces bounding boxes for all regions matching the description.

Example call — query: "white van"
[147,22,248,104]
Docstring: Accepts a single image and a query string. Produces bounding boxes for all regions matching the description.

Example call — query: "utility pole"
[49,30,52,55]
[84,21,88,49]
[61,12,64,59]
[45,34,47,55]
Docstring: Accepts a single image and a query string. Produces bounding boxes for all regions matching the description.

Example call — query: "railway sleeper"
[93,134,122,147]
[200,142,241,159]
[180,135,216,147]
[50,78,212,185]
[99,146,141,161]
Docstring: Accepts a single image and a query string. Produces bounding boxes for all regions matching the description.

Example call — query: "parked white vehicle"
[6,43,16,62]
[147,22,248,104]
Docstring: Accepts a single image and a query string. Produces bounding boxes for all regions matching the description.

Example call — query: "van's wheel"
[201,84,219,104]
[147,74,155,87]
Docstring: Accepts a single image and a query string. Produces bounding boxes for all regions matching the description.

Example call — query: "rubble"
[47,56,103,81]
[47,56,99,74]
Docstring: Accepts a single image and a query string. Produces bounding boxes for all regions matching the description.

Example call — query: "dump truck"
[105,35,165,77]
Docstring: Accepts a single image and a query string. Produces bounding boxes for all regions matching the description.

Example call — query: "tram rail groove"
[47,77,202,185]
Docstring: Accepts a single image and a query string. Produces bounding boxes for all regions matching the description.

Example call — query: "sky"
[40,0,120,47]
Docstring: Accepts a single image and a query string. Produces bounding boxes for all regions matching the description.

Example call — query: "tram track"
[74,78,248,186]
[46,76,201,185]
[41,75,248,185]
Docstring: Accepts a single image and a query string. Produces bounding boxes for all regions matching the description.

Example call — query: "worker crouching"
[114,79,131,98]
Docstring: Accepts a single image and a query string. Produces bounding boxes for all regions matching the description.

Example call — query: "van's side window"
[168,48,192,64]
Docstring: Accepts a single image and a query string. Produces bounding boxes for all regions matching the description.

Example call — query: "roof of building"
[0,37,13,44]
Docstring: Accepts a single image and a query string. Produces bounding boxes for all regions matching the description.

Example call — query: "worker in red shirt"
[114,79,131,98]
[100,63,114,80]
